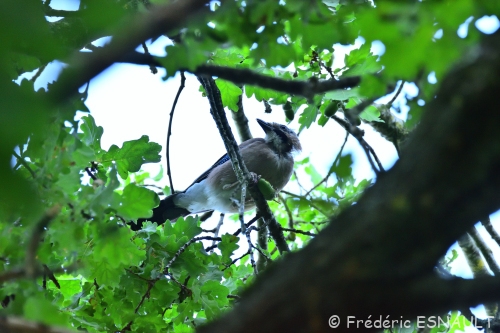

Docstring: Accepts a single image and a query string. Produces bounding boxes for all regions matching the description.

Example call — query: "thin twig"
[245,231,257,275]
[252,245,271,262]
[209,214,225,251]
[84,167,97,180]
[166,272,190,293]
[294,220,329,225]
[12,150,35,178]
[231,91,253,142]
[280,190,301,198]
[141,184,164,191]
[26,206,61,278]
[304,131,349,197]
[293,170,307,193]
[134,279,158,313]
[280,227,316,237]
[141,42,158,74]
[233,215,260,236]
[164,236,221,274]
[237,173,258,273]
[263,100,272,113]
[386,80,405,106]
[166,71,186,193]
[331,115,385,175]
[29,64,47,83]
[256,217,268,271]
[125,268,151,282]
[116,51,361,99]
[43,264,60,289]
[344,98,377,125]
[279,194,294,229]
[222,251,251,271]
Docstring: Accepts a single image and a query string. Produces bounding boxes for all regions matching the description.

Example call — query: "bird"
[131,119,301,230]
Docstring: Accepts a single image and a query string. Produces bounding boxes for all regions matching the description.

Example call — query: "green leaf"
[343,43,382,76]
[80,115,103,154]
[330,154,353,179]
[101,136,162,179]
[93,228,146,269]
[173,216,203,241]
[359,105,383,122]
[218,234,239,261]
[251,43,297,67]
[160,38,212,78]
[23,295,70,326]
[215,79,243,111]
[324,88,360,100]
[298,105,318,131]
[212,48,246,66]
[304,164,323,184]
[114,183,159,220]
[359,75,386,98]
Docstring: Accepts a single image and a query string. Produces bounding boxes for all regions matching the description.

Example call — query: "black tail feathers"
[129,193,190,231]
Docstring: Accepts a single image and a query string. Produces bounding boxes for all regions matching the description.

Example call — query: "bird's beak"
[257,119,272,133]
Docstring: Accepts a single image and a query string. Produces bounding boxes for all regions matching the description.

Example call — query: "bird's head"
[257,119,302,155]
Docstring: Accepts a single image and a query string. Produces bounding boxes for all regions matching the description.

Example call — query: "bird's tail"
[130,193,190,231]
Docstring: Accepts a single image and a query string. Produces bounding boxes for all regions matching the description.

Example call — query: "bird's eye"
[280,125,287,131]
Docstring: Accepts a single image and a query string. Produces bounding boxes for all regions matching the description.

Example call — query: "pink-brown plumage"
[133,119,301,228]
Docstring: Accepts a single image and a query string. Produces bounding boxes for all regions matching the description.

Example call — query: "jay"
[132,119,301,230]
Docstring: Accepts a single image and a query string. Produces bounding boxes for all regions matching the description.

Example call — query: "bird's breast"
[203,144,294,213]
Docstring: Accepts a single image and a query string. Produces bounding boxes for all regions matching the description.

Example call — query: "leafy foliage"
[0,0,499,332]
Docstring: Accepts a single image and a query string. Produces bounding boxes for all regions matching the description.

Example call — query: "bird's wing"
[187,153,230,188]
[185,138,264,189]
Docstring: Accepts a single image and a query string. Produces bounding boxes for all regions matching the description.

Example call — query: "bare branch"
[12,150,35,179]
[164,236,221,274]
[231,92,253,142]
[195,65,360,100]
[141,42,158,74]
[304,131,349,197]
[48,0,210,103]
[280,227,316,237]
[331,115,385,175]
[386,80,406,107]
[115,51,361,99]
[166,72,186,193]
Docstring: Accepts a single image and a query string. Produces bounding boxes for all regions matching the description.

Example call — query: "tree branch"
[166,72,186,193]
[197,76,289,254]
[196,65,360,100]
[48,0,210,103]
[197,31,500,333]
[231,90,253,142]
[115,51,361,98]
